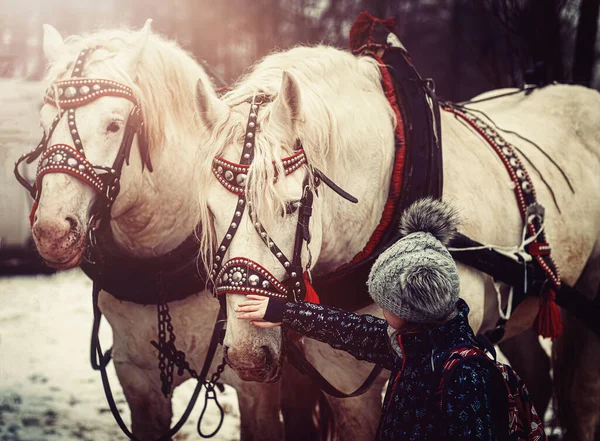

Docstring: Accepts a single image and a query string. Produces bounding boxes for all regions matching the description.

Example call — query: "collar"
[393,299,476,361]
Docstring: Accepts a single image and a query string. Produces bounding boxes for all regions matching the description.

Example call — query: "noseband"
[14,47,151,228]
[211,96,357,302]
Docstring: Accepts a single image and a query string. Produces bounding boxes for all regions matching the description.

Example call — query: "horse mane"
[196,45,394,271]
[43,26,215,154]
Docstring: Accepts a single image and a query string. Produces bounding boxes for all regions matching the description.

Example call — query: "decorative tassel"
[303,272,320,304]
[534,288,563,340]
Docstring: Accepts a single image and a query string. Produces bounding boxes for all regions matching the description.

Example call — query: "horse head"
[195,46,396,382]
[27,20,208,267]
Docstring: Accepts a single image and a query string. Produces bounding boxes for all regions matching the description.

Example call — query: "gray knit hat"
[367,198,461,324]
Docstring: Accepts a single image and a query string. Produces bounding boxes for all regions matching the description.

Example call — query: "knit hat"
[367,198,461,324]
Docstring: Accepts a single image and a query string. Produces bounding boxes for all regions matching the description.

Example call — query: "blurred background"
[1,0,599,100]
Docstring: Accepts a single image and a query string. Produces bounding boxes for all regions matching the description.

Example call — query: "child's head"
[367,198,461,328]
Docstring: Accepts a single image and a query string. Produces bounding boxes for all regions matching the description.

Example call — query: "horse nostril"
[65,216,78,231]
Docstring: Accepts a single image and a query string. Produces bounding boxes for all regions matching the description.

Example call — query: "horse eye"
[107,121,121,133]
[282,201,301,216]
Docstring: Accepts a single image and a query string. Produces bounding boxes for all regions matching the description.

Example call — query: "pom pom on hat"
[399,197,460,245]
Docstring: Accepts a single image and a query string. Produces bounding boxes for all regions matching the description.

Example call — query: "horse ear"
[271,71,302,132]
[195,77,229,130]
[114,19,152,72]
[42,24,64,63]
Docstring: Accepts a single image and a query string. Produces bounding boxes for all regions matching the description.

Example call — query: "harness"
[14,48,226,441]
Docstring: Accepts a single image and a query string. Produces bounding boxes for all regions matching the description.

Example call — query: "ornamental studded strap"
[443,104,562,339]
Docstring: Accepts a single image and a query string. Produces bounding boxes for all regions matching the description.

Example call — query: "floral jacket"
[265,299,510,441]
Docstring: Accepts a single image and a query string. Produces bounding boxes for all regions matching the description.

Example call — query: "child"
[236,198,545,441]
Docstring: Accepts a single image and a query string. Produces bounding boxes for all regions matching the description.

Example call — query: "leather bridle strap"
[287,340,383,398]
[14,47,151,229]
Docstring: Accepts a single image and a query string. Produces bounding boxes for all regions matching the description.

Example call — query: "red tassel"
[534,288,563,340]
[303,272,320,304]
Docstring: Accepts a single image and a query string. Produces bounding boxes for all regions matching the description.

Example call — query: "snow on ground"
[0,270,241,441]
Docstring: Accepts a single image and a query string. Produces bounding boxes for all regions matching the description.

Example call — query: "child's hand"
[235,295,281,328]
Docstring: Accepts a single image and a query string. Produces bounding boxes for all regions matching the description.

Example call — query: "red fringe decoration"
[303,272,320,304]
[534,288,563,340]
[336,51,407,271]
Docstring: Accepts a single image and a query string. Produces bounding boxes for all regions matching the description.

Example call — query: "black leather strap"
[286,340,383,398]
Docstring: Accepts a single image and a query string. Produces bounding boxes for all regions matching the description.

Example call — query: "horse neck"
[109,132,201,258]
[313,151,395,275]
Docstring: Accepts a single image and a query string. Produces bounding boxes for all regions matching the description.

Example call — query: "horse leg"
[224,373,284,441]
[112,357,173,440]
[280,361,323,441]
[553,248,600,441]
[498,327,552,416]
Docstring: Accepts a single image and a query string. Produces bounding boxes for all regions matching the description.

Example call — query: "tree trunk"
[572,0,600,85]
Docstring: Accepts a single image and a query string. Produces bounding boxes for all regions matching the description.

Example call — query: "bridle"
[210,95,357,303]
[14,47,152,233]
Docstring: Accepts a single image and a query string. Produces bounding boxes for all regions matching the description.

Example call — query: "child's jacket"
[265,298,507,441]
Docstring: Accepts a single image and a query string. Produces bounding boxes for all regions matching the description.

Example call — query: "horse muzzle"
[32,215,86,269]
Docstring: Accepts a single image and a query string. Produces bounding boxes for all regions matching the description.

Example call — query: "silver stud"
[226,234,232,240]
[231,222,237,229]
[276,252,282,258]
[284,262,290,268]
[64,87,77,98]
[225,170,234,181]
[78,164,86,171]
[516,169,525,179]
[250,113,256,119]
[236,173,247,186]
[249,122,255,128]
[238,199,244,205]
[93,84,101,91]
[262,280,270,289]
[235,211,241,217]
[75,140,81,145]
[222,273,229,283]
[243,153,250,159]
[522,181,531,193]
[71,129,77,134]
[79,86,90,95]
[52,153,63,163]
[245,143,252,149]
[67,158,78,167]
[261,232,267,238]
[291,272,297,278]
[295,282,301,287]
[502,147,511,156]
[216,256,221,261]
[509,158,518,167]
[232,271,243,283]
[217,166,223,174]
[268,242,274,248]
[247,132,253,138]
[220,246,226,251]
[76,60,82,64]
[248,275,259,286]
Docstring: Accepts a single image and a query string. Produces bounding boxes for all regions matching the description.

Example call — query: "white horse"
[32,22,306,441]
[194,44,600,440]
